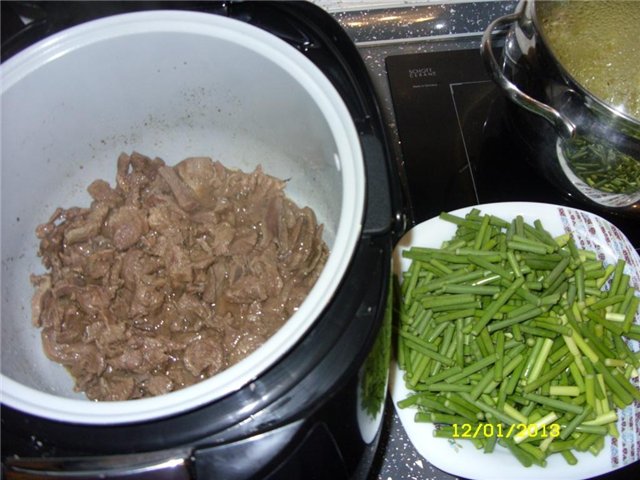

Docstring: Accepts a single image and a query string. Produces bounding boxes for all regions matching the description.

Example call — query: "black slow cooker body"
[1,2,405,479]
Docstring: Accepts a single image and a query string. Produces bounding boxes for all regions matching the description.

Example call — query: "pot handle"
[481,11,576,139]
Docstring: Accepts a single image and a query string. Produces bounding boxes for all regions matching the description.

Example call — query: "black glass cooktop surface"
[386,48,639,250]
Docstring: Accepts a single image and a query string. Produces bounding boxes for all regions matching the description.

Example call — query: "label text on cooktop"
[408,67,436,79]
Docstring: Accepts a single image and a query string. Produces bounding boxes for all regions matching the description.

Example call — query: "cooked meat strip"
[31,152,328,400]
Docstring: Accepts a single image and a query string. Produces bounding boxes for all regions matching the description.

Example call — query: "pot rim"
[0,10,366,425]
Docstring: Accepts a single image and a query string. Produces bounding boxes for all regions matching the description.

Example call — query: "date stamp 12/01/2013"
[452,423,561,440]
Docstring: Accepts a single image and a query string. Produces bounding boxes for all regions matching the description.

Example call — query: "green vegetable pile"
[397,209,640,467]
[562,136,640,196]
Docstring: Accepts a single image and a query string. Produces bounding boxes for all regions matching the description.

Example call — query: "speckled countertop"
[312,2,518,479]
[326,0,517,217]
[369,398,457,480]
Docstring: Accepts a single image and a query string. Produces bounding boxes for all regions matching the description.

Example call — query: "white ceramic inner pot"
[0,11,365,424]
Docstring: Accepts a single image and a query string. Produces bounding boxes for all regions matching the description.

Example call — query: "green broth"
[538,0,640,121]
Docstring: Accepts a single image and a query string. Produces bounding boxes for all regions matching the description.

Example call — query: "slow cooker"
[0,1,404,478]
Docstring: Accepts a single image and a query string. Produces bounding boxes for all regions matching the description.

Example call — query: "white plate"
[391,202,640,480]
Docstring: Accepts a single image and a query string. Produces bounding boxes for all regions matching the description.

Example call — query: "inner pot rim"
[0,10,365,425]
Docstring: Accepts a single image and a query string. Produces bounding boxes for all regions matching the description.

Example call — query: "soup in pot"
[538,0,640,120]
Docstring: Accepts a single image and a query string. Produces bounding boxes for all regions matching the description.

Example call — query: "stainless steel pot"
[481,0,640,214]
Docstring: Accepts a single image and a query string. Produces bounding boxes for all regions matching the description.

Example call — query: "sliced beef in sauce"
[31,152,328,401]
